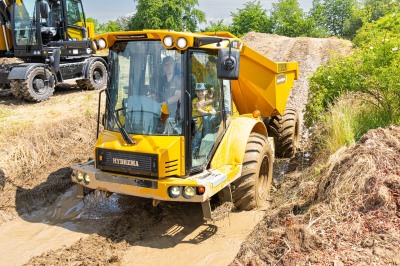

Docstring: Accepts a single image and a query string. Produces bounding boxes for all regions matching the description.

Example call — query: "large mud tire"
[231,133,273,211]
[10,80,23,99]
[267,108,300,158]
[20,68,55,102]
[76,60,107,90]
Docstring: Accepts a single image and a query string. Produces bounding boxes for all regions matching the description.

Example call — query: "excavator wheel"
[267,108,300,158]
[76,60,107,90]
[10,80,23,99]
[19,68,55,102]
[231,133,273,211]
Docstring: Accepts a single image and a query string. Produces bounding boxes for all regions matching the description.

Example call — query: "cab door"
[65,0,86,40]
[189,51,232,171]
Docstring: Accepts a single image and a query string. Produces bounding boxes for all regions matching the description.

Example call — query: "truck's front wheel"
[232,133,273,210]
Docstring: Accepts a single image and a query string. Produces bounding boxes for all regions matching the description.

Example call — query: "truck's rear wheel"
[76,60,107,90]
[267,108,300,158]
[20,68,55,102]
[232,133,273,210]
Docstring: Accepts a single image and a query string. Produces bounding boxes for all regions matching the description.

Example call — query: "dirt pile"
[233,126,400,265]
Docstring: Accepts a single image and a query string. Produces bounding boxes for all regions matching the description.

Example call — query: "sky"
[83,0,312,26]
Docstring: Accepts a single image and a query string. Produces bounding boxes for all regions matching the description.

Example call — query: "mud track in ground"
[0,33,353,265]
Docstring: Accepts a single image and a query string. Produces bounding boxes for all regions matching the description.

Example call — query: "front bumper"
[71,160,239,203]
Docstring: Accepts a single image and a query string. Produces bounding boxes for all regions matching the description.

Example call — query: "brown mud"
[2,33,394,266]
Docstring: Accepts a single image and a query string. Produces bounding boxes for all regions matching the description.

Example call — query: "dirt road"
[0,33,352,265]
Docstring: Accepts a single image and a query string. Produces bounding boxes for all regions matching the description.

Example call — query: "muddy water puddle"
[0,187,125,266]
[0,151,309,266]
[122,207,264,266]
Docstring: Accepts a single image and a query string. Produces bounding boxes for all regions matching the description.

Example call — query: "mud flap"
[201,200,212,221]
[202,185,233,221]
[77,184,84,199]
[219,185,233,202]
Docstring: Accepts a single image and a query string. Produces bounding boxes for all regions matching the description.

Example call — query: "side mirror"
[217,48,240,80]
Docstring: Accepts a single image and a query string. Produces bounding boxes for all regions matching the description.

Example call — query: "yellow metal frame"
[210,116,267,169]
[96,131,186,178]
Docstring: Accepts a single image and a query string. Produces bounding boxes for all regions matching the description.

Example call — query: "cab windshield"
[107,41,184,136]
[13,0,38,46]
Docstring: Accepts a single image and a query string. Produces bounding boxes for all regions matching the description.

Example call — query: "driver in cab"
[160,56,181,105]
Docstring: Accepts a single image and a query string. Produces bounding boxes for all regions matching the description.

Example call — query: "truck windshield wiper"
[105,90,135,145]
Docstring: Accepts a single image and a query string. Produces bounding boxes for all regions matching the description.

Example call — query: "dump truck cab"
[72,30,299,219]
[101,32,238,175]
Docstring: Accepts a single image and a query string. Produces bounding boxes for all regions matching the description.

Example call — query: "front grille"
[96,148,158,178]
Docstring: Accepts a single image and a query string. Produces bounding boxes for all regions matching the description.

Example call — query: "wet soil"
[0,33,373,266]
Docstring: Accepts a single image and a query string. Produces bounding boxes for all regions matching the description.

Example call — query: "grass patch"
[0,107,13,119]
[312,93,395,155]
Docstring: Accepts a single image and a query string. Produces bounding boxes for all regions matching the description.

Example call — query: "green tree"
[129,0,205,32]
[87,16,131,35]
[270,0,309,37]
[230,1,271,36]
[202,20,232,32]
[342,6,363,40]
[306,12,400,129]
[362,0,400,22]
[307,0,330,37]
[322,0,357,37]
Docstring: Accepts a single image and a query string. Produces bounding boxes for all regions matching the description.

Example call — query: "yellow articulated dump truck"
[71,30,299,220]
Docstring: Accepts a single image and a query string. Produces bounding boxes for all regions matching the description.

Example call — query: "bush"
[312,95,393,154]
[305,13,400,130]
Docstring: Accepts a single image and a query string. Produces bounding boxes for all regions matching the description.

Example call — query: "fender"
[210,116,267,170]
[81,57,108,79]
[7,63,47,80]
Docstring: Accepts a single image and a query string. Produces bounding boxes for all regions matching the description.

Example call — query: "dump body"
[201,32,298,117]
[233,46,298,116]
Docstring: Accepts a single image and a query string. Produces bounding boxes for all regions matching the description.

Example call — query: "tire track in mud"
[19,188,264,266]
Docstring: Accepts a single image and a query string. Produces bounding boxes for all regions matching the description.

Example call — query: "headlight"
[168,186,181,198]
[176,37,187,49]
[183,186,195,199]
[98,38,106,49]
[76,171,84,182]
[163,36,174,47]
[83,173,90,183]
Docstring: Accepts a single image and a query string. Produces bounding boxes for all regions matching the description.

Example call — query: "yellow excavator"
[0,0,107,101]
[71,30,299,219]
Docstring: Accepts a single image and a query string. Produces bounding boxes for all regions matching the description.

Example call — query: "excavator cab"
[10,0,93,59]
